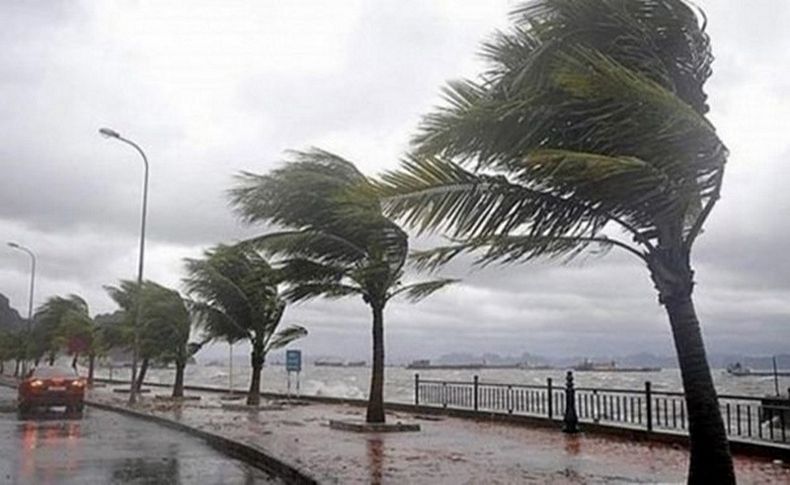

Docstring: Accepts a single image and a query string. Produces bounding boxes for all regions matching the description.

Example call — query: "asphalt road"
[0,386,280,484]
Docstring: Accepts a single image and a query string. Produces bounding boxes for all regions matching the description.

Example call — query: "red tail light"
[70,380,85,388]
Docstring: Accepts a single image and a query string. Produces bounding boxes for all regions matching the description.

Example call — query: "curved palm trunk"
[665,296,734,484]
[247,341,264,406]
[135,357,149,392]
[650,248,735,485]
[71,353,79,371]
[366,302,386,423]
[172,361,186,398]
[14,359,20,377]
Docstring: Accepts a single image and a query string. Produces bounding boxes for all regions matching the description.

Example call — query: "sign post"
[285,349,302,399]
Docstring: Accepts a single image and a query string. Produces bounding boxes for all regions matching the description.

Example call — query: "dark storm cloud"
[0,0,787,361]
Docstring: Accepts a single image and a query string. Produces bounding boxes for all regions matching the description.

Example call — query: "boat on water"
[726,362,790,377]
[572,359,660,373]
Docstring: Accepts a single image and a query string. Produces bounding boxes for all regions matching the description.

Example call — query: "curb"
[85,398,318,484]
[86,398,319,484]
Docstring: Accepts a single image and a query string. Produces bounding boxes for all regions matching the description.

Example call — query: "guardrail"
[414,372,790,444]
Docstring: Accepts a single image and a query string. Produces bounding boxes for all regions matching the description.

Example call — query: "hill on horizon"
[0,293,25,332]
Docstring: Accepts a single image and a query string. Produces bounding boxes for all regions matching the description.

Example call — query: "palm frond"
[265,325,308,352]
[282,282,364,304]
[389,278,459,303]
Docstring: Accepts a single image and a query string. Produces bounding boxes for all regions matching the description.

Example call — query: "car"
[18,366,86,418]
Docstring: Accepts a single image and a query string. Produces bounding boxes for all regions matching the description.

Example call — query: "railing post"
[473,375,479,411]
[547,377,554,420]
[563,371,579,433]
[415,373,420,406]
[645,381,653,432]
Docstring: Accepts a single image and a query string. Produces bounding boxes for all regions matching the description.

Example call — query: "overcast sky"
[1,1,788,363]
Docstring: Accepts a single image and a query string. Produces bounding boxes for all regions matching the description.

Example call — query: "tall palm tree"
[34,295,91,367]
[229,149,456,423]
[135,283,202,398]
[105,281,194,393]
[376,1,732,482]
[184,244,307,406]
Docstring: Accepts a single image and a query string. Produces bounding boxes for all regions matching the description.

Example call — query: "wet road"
[0,387,280,484]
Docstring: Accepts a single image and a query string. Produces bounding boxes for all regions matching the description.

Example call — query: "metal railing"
[414,372,789,445]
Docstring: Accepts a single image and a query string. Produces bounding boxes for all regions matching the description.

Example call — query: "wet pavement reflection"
[0,387,279,484]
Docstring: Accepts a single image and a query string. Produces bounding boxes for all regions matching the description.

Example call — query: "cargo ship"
[572,359,660,373]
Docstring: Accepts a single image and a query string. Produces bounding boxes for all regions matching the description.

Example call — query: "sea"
[92,363,790,402]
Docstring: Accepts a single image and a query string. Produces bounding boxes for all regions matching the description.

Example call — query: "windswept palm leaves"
[229,149,456,423]
[105,281,198,395]
[376,1,732,481]
[184,245,307,406]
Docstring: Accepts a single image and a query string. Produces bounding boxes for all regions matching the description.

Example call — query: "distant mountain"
[0,293,25,331]
[434,352,551,366]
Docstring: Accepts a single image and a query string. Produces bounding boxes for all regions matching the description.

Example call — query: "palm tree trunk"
[71,353,79,371]
[135,357,149,392]
[247,343,264,406]
[665,296,735,484]
[87,353,96,386]
[48,352,55,366]
[173,361,185,398]
[13,359,20,377]
[366,302,386,423]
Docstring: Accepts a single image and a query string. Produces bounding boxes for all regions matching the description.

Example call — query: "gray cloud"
[0,0,788,363]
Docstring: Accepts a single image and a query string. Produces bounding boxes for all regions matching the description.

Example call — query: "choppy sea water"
[93,364,790,402]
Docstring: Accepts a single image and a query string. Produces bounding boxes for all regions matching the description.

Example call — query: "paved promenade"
[89,385,789,484]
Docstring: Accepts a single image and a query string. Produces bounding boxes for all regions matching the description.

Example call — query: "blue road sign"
[286,349,302,372]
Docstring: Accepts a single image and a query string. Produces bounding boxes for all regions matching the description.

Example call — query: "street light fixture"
[7,242,36,374]
[99,127,149,405]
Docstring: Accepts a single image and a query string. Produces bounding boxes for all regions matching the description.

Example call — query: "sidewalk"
[87,385,790,484]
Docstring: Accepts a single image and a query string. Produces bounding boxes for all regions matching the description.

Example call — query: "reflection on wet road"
[0,387,279,484]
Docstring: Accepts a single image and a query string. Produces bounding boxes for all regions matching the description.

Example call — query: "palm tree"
[52,299,101,383]
[376,1,732,481]
[229,149,456,423]
[140,284,205,398]
[34,295,91,367]
[184,244,307,406]
[105,280,199,395]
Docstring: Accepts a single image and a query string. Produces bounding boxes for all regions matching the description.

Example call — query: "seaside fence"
[414,371,790,445]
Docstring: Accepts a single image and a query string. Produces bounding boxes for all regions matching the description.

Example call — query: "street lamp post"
[7,242,36,374]
[99,127,149,405]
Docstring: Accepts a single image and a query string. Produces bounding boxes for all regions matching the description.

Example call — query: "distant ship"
[726,362,790,377]
[405,359,552,370]
[572,359,660,373]
[314,360,367,367]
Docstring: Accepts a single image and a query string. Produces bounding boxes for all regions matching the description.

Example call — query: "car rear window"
[32,367,78,379]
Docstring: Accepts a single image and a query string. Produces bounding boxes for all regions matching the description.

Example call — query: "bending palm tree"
[34,295,92,367]
[105,281,195,393]
[184,244,307,406]
[230,149,456,423]
[377,1,732,481]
